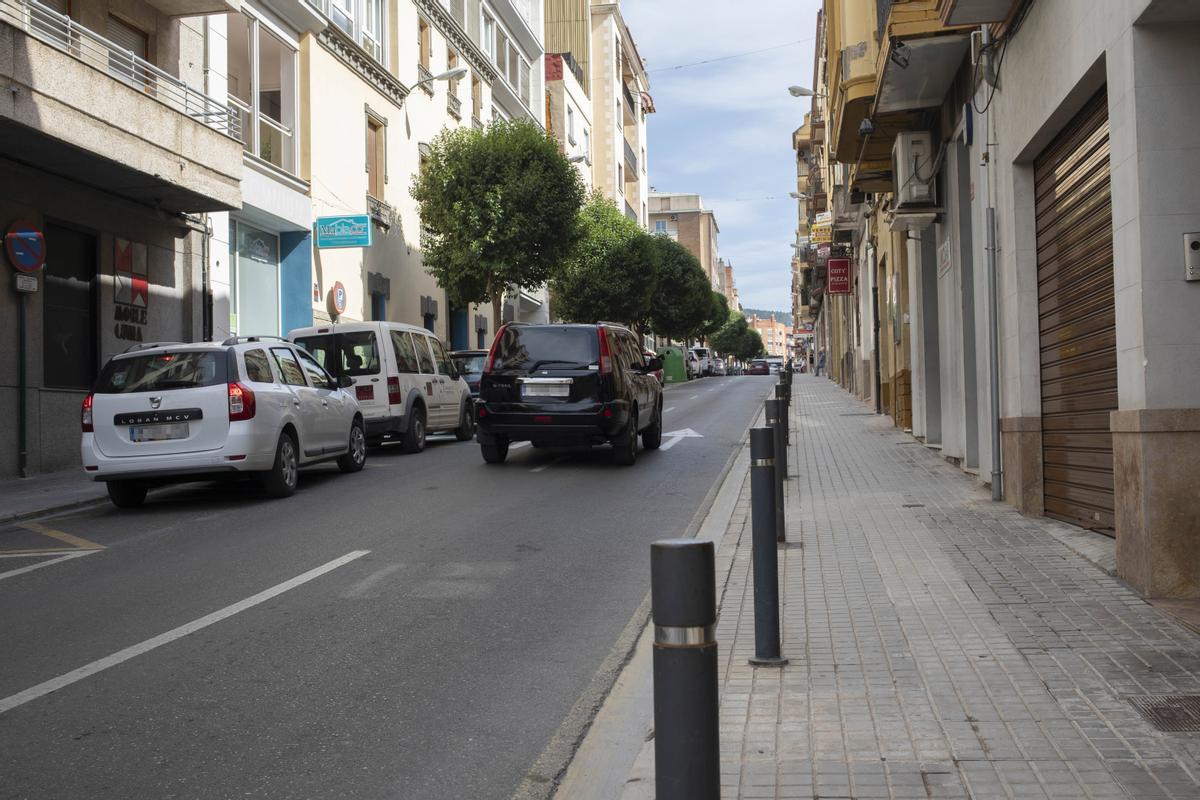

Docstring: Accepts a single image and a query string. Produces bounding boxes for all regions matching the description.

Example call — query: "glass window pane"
[244,349,274,382]
[296,348,332,386]
[390,330,420,373]
[227,12,253,150]
[257,28,295,171]
[236,224,279,336]
[96,351,227,393]
[270,347,307,386]
[430,338,452,375]
[413,334,435,373]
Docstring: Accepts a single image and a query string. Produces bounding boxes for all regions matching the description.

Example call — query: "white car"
[81,338,366,508]
[691,346,712,377]
[711,359,727,376]
[289,321,474,452]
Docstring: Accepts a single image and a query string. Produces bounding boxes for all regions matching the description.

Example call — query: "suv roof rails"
[122,341,187,353]
[220,335,289,346]
[595,321,632,330]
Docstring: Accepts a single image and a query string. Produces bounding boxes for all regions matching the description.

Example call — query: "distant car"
[767,357,784,375]
[451,349,488,397]
[711,359,726,377]
[746,359,770,376]
[690,346,712,377]
[686,350,701,380]
[81,338,365,508]
[476,323,664,466]
[289,321,474,452]
[644,348,664,384]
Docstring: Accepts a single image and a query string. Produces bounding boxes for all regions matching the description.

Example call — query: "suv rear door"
[484,325,602,407]
[90,349,231,458]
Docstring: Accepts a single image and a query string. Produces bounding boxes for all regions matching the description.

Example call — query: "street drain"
[1127,695,1200,731]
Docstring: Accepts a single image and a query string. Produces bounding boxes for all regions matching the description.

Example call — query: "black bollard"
[651,539,721,800]
[749,429,788,666]
[764,399,786,541]
[775,382,791,451]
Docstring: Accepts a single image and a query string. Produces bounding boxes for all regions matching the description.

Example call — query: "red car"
[745,359,770,376]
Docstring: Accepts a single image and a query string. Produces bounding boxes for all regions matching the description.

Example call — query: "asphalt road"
[0,376,772,800]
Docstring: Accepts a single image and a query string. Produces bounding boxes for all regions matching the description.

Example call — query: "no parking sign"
[5,220,45,273]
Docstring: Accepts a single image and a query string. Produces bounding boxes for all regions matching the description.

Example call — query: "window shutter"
[107,15,147,59]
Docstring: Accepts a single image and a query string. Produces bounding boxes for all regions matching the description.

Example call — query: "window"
[330,0,353,32]
[296,349,332,387]
[229,221,279,336]
[361,0,383,62]
[227,11,298,173]
[481,13,495,57]
[367,115,385,199]
[495,30,508,75]
[322,0,383,63]
[582,128,590,162]
[294,332,381,376]
[430,338,453,376]
[371,292,386,321]
[471,73,482,118]
[419,18,431,70]
[244,349,274,383]
[655,220,667,234]
[447,50,460,94]
[567,105,575,143]
[518,58,529,107]
[106,15,148,89]
[270,348,307,386]
[617,163,623,191]
[97,352,227,394]
[414,335,435,373]
[390,330,420,373]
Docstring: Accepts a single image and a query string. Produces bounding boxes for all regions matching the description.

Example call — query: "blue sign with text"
[314,215,372,249]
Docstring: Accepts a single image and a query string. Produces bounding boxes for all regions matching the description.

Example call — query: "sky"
[622,0,823,313]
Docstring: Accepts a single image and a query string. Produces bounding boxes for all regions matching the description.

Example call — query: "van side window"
[390,330,420,373]
[414,334,435,374]
[430,337,453,375]
[244,349,274,383]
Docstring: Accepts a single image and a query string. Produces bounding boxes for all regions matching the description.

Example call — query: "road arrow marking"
[659,428,703,452]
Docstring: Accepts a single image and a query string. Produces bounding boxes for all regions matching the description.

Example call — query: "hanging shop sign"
[827,257,851,294]
[315,215,372,249]
[811,211,833,245]
[5,220,45,273]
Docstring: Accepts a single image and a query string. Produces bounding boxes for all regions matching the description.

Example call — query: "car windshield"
[294,332,381,377]
[491,326,599,372]
[95,351,227,393]
[452,354,487,375]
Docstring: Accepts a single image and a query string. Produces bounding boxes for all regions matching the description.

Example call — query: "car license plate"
[523,384,570,397]
[129,422,189,442]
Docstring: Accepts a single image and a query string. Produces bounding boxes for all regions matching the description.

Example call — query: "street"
[0,377,770,800]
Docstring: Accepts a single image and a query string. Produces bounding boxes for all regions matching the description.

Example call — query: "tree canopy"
[551,193,659,326]
[699,291,730,343]
[646,235,711,341]
[710,311,766,362]
[411,119,585,321]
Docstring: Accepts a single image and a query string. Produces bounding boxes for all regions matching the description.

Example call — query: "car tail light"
[483,325,507,373]
[228,382,256,421]
[357,384,375,402]
[597,327,613,375]
[387,376,401,404]
[81,394,94,433]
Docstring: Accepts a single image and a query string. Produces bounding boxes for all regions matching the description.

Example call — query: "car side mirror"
[647,357,663,371]
[337,374,354,388]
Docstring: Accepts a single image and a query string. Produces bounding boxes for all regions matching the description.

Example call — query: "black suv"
[475,323,664,465]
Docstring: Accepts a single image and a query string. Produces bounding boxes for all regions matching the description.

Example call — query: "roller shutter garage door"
[1034,90,1116,534]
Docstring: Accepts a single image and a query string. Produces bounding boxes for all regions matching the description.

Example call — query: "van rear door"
[294,329,386,422]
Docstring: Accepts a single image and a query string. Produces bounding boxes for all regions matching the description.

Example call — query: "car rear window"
[453,354,486,374]
[294,332,381,377]
[95,351,227,393]
[491,326,599,372]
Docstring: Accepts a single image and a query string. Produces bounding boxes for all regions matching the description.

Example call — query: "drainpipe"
[982,26,1003,501]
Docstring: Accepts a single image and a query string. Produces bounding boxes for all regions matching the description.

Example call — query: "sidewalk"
[0,468,106,524]
[582,375,1200,799]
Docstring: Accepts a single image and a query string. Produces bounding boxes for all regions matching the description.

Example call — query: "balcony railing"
[559,51,585,86]
[472,115,484,131]
[623,138,637,173]
[417,63,434,95]
[624,200,637,221]
[622,81,637,115]
[1,0,239,139]
[447,93,462,119]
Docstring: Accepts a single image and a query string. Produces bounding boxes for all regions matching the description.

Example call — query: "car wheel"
[613,407,638,466]
[481,435,509,464]
[366,436,384,448]
[401,405,426,454]
[337,419,367,473]
[263,432,299,498]
[454,402,475,442]
[106,480,147,509]
[642,399,663,450]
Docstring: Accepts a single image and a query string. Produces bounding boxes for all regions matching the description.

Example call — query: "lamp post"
[787,85,826,99]
[412,65,469,93]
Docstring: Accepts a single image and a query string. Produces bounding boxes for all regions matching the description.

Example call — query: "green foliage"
[410,119,585,315]
[699,291,730,341]
[552,193,659,325]
[646,235,711,341]
[710,311,765,361]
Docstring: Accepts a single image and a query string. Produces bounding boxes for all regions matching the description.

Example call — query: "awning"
[875,34,970,115]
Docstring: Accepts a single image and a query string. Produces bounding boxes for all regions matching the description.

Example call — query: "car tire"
[366,436,384,448]
[642,400,663,450]
[400,405,426,454]
[613,407,638,466]
[263,432,299,498]
[337,419,367,474]
[481,436,509,464]
[106,480,147,509]
[454,402,475,442]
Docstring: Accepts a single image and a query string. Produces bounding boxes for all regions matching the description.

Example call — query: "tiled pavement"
[709,375,1200,799]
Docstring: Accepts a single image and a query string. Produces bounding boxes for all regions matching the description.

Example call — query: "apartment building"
[544,51,592,191]
[748,313,792,360]
[647,192,722,292]
[543,0,652,227]
[804,0,1200,598]
[0,0,242,477]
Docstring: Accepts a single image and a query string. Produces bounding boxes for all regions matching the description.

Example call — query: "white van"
[288,322,474,452]
[691,346,712,377]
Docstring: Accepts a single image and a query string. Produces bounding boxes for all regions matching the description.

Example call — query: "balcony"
[144,0,238,14]
[622,81,637,120]
[623,137,637,174]
[0,0,241,211]
[624,200,637,222]
[472,115,484,131]
[447,93,462,120]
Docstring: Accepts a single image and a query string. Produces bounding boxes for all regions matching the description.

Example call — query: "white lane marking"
[341,562,404,598]
[509,441,532,451]
[0,550,370,715]
[662,407,675,414]
[659,428,704,452]
[689,395,699,400]
[530,456,566,473]
[0,550,97,581]
[659,436,684,451]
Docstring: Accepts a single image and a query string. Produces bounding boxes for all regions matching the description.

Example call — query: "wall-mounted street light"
[787,85,826,98]
[413,65,469,92]
[789,192,808,200]
[568,154,587,164]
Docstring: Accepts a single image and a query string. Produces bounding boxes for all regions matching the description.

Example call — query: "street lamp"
[567,154,587,164]
[789,192,808,200]
[788,85,826,98]
[413,65,469,91]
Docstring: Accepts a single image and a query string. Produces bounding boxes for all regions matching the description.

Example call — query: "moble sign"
[827,257,851,294]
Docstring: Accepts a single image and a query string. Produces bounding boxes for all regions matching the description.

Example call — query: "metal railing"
[447,93,462,119]
[624,138,638,173]
[622,81,637,116]
[1,0,239,139]
[472,115,484,131]
[624,200,637,221]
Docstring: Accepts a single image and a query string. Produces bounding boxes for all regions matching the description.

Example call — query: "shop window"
[230,220,280,336]
[43,224,96,390]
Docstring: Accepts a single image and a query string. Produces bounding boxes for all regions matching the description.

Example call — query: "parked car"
[451,349,488,397]
[475,323,664,466]
[289,321,474,452]
[711,359,727,377]
[686,350,701,380]
[746,359,770,376]
[644,348,664,384]
[767,357,785,375]
[691,346,712,377]
[81,338,366,508]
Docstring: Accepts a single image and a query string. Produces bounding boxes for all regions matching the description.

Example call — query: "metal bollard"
[749,429,788,666]
[775,382,791,451]
[764,399,786,542]
[651,539,721,800]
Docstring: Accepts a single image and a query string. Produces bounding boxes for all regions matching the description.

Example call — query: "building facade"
[748,313,793,359]
[647,192,722,292]
[802,0,1200,598]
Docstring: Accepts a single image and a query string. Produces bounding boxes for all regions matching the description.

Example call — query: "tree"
[552,193,659,326]
[411,119,585,322]
[709,310,748,357]
[739,327,766,361]
[696,291,730,344]
[647,236,711,341]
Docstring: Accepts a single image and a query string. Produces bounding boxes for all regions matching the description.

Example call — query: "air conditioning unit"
[669,214,678,221]
[893,131,934,208]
